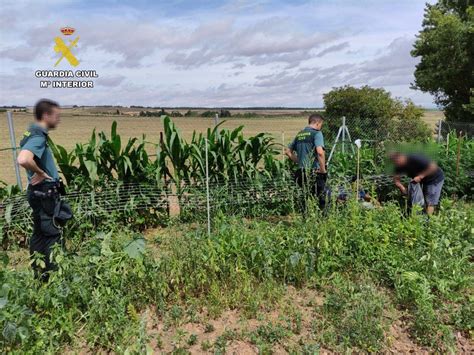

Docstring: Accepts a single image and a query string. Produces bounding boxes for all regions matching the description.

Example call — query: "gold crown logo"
[60,27,75,36]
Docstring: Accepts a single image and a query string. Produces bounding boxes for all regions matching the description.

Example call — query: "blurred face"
[43,107,61,129]
[390,154,407,167]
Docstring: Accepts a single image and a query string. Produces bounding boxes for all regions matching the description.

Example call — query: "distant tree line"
[139,109,233,118]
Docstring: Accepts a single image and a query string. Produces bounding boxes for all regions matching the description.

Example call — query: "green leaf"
[84,160,98,181]
[289,252,301,267]
[18,326,29,341]
[2,321,17,342]
[123,237,146,259]
[0,252,9,266]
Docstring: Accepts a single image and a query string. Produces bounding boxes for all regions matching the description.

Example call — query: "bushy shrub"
[184,110,196,117]
[200,110,218,117]
[323,86,431,142]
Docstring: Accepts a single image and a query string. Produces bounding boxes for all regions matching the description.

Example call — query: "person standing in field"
[285,113,327,209]
[389,152,445,215]
[17,99,64,281]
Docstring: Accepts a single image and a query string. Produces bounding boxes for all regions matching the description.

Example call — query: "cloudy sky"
[0,0,436,107]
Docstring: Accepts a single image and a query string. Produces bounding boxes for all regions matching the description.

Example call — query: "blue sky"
[0,0,436,107]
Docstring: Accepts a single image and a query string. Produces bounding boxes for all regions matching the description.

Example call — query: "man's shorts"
[423,179,444,206]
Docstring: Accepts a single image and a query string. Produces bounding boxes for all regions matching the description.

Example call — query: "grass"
[1,199,472,353]
[0,108,444,185]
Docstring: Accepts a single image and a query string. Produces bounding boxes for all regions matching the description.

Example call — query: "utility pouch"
[39,210,61,237]
[34,181,61,215]
[41,196,57,216]
[53,200,73,226]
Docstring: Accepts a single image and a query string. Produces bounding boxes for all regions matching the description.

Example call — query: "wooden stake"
[356,147,360,201]
[455,131,463,178]
[446,132,449,156]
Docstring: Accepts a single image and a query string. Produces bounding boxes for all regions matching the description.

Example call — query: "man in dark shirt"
[285,113,327,209]
[389,152,445,215]
[17,99,62,280]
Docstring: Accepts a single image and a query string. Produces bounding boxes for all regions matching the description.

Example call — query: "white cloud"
[0,0,435,107]
[96,75,126,87]
[316,42,350,58]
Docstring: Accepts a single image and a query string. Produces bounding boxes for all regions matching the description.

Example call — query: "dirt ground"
[0,108,444,185]
[127,286,472,354]
[133,226,471,354]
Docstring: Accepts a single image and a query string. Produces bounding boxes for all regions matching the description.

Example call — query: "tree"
[184,110,195,117]
[323,85,430,141]
[464,88,474,115]
[392,100,431,141]
[411,1,474,122]
[220,109,231,118]
[201,110,218,117]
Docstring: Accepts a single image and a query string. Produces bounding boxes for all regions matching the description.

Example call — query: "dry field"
[422,110,444,128]
[0,108,444,185]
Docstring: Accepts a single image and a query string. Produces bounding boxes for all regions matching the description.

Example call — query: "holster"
[29,181,73,236]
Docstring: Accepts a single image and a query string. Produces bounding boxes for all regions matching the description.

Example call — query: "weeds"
[1,200,472,352]
[313,275,390,352]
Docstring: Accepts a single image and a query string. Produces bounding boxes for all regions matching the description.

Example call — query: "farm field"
[1,109,472,353]
[3,202,473,353]
[0,108,443,185]
[2,0,473,353]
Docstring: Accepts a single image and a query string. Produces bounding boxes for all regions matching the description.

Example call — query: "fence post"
[281,131,285,159]
[355,139,361,201]
[341,116,346,154]
[214,113,219,130]
[205,138,211,237]
[437,119,443,143]
[455,131,462,179]
[446,132,450,156]
[7,111,23,190]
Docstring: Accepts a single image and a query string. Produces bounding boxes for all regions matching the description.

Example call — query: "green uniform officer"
[285,114,327,209]
[17,99,62,281]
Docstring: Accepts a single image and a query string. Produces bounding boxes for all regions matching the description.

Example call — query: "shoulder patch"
[23,131,31,137]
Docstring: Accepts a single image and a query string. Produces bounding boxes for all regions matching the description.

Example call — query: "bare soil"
[140,285,465,354]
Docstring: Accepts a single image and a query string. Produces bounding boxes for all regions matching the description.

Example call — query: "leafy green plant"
[1,200,473,352]
[314,275,390,352]
[49,121,152,189]
[323,85,431,142]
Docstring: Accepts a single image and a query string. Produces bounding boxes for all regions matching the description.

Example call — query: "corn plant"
[157,116,287,189]
[50,122,153,189]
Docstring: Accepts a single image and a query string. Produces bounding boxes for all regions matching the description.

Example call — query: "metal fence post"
[341,116,346,154]
[205,138,211,236]
[437,119,443,143]
[7,111,23,190]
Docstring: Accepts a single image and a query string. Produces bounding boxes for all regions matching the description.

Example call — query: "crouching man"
[17,99,65,281]
[389,152,444,215]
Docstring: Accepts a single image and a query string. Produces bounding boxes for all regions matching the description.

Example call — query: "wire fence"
[1,109,472,251]
[437,120,474,141]
[0,174,399,239]
[2,114,472,178]
[1,111,473,200]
